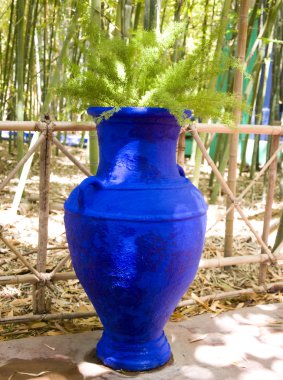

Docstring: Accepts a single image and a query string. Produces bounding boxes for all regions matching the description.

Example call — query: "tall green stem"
[193,0,231,187]
[15,0,25,164]
[224,0,250,259]
[88,0,101,175]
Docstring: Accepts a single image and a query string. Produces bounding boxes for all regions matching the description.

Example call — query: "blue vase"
[64,107,207,371]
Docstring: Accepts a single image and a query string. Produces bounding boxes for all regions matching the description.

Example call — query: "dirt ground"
[0,138,282,340]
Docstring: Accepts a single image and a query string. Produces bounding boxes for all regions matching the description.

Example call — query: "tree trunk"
[144,0,161,31]
[224,0,250,259]
[1,0,15,119]
[15,0,25,164]
[88,0,101,175]
[193,0,231,187]
[273,211,283,253]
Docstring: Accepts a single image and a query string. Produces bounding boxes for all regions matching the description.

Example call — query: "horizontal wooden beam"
[1,251,282,286]
[1,281,282,324]
[178,281,283,308]
[0,311,97,324]
[193,123,283,135]
[199,251,283,268]
[0,121,96,132]
[0,121,282,134]
[0,272,77,285]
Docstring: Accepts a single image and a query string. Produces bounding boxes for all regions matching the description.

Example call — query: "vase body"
[64,107,207,371]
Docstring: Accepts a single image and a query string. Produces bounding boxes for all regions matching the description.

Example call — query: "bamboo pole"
[193,0,232,187]
[11,132,41,214]
[224,0,250,259]
[245,0,281,65]
[177,129,186,166]
[33,127,52,314]
[15,0,25,164]
[8,245,68,261]
[178,281,283,308]
[199,251,283,269]
[0,121,43,131]
[259,135,280,284]
[49,254,71,278]
[52,122,96,131]
[0,311,97,324]
[0,121,282,134]
[0,229,45,281]
[0,272,77,285]
[1,249,283,286]
[207,142,283,232]
[189,124,275,262]
[0,121,96,131]
[0,132,45,192]
[194,124,283,135]
[52,136,91,177]
[1,281,283,324]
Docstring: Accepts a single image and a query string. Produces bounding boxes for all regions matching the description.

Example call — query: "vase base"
[96,331,171,371]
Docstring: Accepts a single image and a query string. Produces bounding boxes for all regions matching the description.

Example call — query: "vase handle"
[78,176,104,210]
[177,164,185,178]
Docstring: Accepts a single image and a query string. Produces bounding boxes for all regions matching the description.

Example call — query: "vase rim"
[87,106,192,118]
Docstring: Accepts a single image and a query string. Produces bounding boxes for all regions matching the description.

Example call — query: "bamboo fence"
[0,119,282,324]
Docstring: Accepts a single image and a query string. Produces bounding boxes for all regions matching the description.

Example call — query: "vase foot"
[96,331,171,371]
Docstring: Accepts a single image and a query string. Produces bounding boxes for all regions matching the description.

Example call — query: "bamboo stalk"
[177,129,185,166]
[0,132,45,192]
[28,245,68,254]
[237,142,282,203]
[52,135,91,177]
[15,0,25,164]
[209,135,230,204]
[199,251,283,269]
[0,230,43,280]
[8,245,68,262]
[1,281,283,324]
[245,0,281,65]
[0,121,282,134]
[11,132,41,214]
[0,311,97,324]
[189,124,275,262]
[1,249,283,286]
[0,272,77,285]
[33,129,52,314]
[208,142,283,231]
[194,124,283,134]
[259,135,280,284]
[224,0,250,260]
[0,121,96,132]
[41,122,96,132]
[41,10,79,114]
[0,0,15,116]
[178,281,283,308]
[88,130,99,175]
[49,254,71,278]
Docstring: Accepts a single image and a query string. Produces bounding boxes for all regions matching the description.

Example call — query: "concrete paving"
[0,304,283,380]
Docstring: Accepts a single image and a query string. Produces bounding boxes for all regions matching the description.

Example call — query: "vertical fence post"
[224,0,250,260]
[177,130,186,167]
[259,131,280,284]
[33,118,52,314]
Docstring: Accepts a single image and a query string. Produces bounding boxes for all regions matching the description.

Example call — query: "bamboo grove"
[0,0,282,197]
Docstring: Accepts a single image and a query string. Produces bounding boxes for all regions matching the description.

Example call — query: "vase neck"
[95,111,183,186]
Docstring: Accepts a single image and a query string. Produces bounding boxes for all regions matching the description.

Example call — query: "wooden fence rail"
[0,120,282,324]
[0,120,283,134]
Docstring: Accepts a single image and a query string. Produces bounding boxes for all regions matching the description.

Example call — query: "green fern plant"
[60,15,238,125]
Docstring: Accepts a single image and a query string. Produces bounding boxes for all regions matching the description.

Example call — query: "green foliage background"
[60,6,238,125]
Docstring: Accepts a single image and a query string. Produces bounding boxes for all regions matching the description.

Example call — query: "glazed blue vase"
[64,107,207,371]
